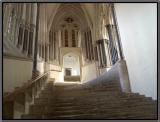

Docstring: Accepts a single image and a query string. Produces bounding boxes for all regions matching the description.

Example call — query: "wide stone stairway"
[21,80,157,119]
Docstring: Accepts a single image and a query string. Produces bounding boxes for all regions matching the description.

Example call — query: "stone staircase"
[21,81,157,119]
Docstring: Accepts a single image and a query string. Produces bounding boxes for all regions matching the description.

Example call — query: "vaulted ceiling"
[44,3,96,31]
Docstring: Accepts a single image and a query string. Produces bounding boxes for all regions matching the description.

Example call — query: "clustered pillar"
[96,39,108,68]
[83,29,94,61]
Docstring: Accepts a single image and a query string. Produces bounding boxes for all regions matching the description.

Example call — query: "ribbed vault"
[51,3,89,31]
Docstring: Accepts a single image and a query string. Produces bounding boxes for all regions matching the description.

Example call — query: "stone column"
[20,3,26,51]
[110,4,124,60]
[81,32,85,58]
[59,30,62,47]
[49,30,51,61]
[88,30,93,60]
[51,31,54,60]
[26,3,32,55]
[52,31,54,61]
[86,31,91,60]
[99,42,104,67]
[84,32,88,60]
[31,3,37,57]
[105,39,112,67]
[28,3,37,57]
[96,42,101,67]
[101,39,107,67]
[50,30,53,61]
[97,40,105,67]
[38,43,42,58]
[77,30,81,47]
[43,44,45,61]
[53,32,56,60]
[16,4,24,47]
[47,44,50,62]
[44,43,49,62]
[45,44,47,62]
[33,3,39,73]
[52,31,55,60]
[59,29,63,47]
[62,29,65,47]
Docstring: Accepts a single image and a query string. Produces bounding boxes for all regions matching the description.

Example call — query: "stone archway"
[63,52,81,82]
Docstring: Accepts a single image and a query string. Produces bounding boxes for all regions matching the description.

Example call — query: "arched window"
[72,30,76,47]
[65,29,68,47]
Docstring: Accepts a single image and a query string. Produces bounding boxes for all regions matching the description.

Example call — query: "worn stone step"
[29,103,156,116]
[41,109,156,119]
[52,93,149,101]
[68,86,120,92]
[53,91,141,97]
[47,102,156,110]
[55,91,123,97]
[47,96,152,105]
[32,98,155,109]
[51,113,156,119]
[32,98,155,110]
[55,88,121,95]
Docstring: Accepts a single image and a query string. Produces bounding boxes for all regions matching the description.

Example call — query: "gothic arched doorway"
[63,52,80,82]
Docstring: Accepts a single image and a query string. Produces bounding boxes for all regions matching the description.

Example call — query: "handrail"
[3,71,50,102]
[27,71,49,87]
[3,68,63,102]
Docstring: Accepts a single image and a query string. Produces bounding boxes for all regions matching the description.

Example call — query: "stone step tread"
[33,102,156,109]
[35,95,151,101]
[32,99,156,108]
[33,98,155,106]
[25,110,156,119]
[53,95,145,99]
[29,106,156,115]
[46,113,156,119]
[54,89,122,95]
[30,103,157,108]
[38,92,146,100]
[47,112,157,117]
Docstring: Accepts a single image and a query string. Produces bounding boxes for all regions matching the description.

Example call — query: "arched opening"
[63,52,80,82]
